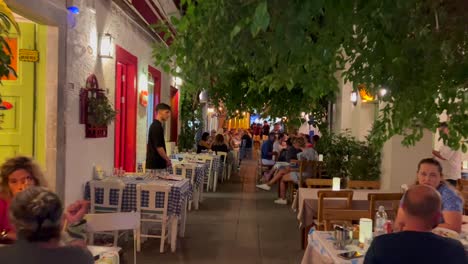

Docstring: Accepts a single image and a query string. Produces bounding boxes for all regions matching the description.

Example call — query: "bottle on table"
[374,205,388,236]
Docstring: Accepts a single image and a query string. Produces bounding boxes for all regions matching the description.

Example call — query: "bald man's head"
[402,185,441,228]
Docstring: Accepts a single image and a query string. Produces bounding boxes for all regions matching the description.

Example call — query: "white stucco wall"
[64,0,172,204]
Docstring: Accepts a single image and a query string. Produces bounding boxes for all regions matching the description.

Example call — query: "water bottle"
[374,205,388,236]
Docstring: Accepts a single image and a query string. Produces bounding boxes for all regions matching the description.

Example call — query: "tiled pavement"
[122,157,303,264]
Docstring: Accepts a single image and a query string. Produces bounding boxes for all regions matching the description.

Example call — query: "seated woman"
[211,134,229,161]
[394,158,463,233]
[256,137,318,204]
[0,156,88,245]
[196,132,211,153]
[0,187,94,263]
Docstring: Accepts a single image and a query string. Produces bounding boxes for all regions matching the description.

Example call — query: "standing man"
[432,122,462,187]
[146,103,172,171]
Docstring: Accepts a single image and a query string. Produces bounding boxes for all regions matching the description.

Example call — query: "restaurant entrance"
[0,22,36,164]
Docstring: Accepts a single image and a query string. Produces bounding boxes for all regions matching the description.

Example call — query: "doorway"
[0,22,35,164]
[147,66,161,128]
[170,86,179,143]
[114,46,138,172]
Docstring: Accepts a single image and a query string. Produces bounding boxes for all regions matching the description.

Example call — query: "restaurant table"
[171,153,223,188]
[88,245,120,264]
[84,177,191,252]
[168,162,206,210]
[297,188,395,229]
[301,231,365,264]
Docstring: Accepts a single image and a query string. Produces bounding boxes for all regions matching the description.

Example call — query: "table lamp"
[318,154,323,162]
[332,177,341,191]
[359,218,373,244]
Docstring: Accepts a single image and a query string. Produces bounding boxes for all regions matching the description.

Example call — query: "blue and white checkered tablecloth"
[84,177,191,217]
[167,164,205,190]
[171,153,223,182]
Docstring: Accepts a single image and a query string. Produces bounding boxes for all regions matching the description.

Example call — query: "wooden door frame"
[114,46,138,172]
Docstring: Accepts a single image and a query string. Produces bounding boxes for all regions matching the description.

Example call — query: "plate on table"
[432,227,460,239]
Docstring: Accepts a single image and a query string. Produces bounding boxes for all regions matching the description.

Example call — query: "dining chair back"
[136,183,172,253]
[322,209,370,231]
[347,180,381,190]
[305,178,333,188]
[315,190,354,231]
[89,179,125,246]
[197,155,215,192]
[368,193,403,224]
[172,162,197,211]
[457,178,468,192]
[85,212,140,264]
[216,151,228,182]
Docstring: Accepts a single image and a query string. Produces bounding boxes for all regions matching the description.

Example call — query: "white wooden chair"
[216,151,228,183]
[197,155,215,192]
[172,163,197,210]
[136,184,173,253]
[89,180,125,246]
[85,212,139,264]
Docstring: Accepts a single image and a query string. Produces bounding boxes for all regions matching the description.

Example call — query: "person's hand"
[166,158,172,167]
[65,200,89,224]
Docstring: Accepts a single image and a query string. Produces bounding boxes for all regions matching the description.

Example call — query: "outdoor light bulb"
[67,6,80,14]
[243,112,246,115]
[218,107,223,111]
[301,112,306,117]
[236,110,239,113]
[350,92,358,105]
[379,88,388,97]
[207,107,214,113]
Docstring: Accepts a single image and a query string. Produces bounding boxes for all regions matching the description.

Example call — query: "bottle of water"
[374,205,388,236]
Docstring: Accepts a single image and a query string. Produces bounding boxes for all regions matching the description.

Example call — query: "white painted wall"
[333,72,434,189]
[64,0,172,204]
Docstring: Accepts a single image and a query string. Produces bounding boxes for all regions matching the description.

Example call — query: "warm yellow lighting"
[236,110,239,114]
[379,88,387,97]
[218,106,223,111]
[207,107,214,113]
[358,84,375,102]
[99,33,114,58]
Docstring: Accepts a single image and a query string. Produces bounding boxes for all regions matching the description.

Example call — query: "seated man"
[364,184,466,264]
[260,132,276,166]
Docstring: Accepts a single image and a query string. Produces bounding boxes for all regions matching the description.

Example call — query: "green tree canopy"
[154,0,468,149]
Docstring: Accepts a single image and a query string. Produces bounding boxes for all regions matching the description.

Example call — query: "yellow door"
[0,23,35,164]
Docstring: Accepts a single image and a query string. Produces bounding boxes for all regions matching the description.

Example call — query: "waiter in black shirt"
[146,103,172,170]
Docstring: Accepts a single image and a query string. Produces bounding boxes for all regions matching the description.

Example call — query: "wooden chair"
[85,212,139,264]
[89,180,125,246]
[347,180,381,189]
[315,190,354,231]
[286,160,322,203]
[457,178,468,192]
[322,209,371,231]
[457,179,468,214]
[216,151,228,182]
[305,178,333,188]
[368,193,403,224]
[136,184,173,253]
[172,163,197,210]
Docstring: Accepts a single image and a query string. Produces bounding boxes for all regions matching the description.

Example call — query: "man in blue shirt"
[261,132,276,166]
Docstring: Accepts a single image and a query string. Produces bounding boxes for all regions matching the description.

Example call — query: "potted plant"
[87,95,117,126]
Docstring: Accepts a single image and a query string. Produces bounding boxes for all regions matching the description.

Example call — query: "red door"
[170,86,179,143]
[114,46,138,172]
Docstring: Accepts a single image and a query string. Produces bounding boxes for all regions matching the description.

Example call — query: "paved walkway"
[125,158,303,263]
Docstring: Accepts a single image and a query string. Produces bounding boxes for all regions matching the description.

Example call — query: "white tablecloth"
[301,231,365,264]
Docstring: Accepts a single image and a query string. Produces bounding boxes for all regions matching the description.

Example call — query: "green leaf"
[230,24,242,40]
[250,1,270,37]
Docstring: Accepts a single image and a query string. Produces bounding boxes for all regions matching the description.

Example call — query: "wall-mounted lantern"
[99,33,114,58]
[350,91,358,106]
